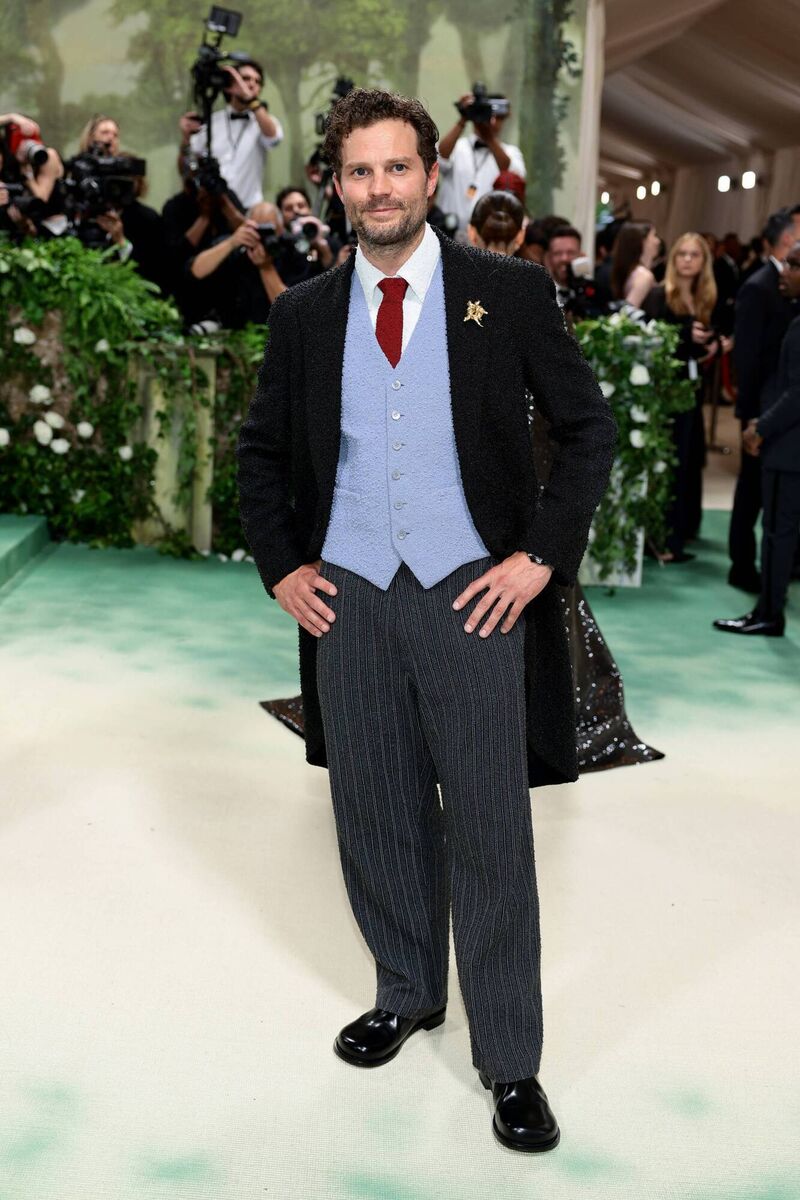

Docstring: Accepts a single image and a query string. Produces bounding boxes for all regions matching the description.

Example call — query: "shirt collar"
[769,254,785,274]
[355,221,441,305]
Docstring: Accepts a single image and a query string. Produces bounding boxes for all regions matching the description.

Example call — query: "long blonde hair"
[78,114,119,154]
[665,232,717,325]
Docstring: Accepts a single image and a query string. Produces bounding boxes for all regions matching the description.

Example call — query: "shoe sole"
[479,1072,561,1154]
[333,1008,446,1068]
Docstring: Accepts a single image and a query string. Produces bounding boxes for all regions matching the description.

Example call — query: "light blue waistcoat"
[320,258,490,589]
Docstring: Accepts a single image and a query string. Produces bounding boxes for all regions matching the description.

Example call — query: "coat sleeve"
[757,321,800,442]
[236,290,307,599]
[733,279,767,421]
[516,264,618,586]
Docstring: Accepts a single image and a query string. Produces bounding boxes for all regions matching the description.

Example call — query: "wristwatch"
[249,99,268,112]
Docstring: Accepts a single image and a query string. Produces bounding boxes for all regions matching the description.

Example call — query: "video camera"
[190,6,258,159]
[314,76,355,140]
[62,145,145,220]
[456,83,510,125]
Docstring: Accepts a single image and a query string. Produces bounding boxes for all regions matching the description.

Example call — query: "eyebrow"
[344,157,415,170]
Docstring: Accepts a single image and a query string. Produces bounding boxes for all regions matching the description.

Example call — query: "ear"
[426,160,439,199]
[466,224,480,247]
[332,172,344,203]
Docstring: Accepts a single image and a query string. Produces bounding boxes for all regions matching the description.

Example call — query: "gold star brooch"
[464,299,488,326]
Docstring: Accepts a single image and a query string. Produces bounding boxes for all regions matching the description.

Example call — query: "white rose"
[72,489,86,503]
[599,380,616,399]
[630,404,649,423]
[94,338,110,353]
[0,428,9,448]
[13,327,37,345]
[117,445,133,461]
[217,553,229,562]
[607,312,622,327]
[629,429,645,449]
[653,460,667,475]
[245,555,254,563]
[200,549,211,557]
[28,384,52,404]
[76,421,94,439]
[630,364,651,386]
[44,411,65,429]
[34,419,53,445]
[231,548,246,562]
[50,438,70,455]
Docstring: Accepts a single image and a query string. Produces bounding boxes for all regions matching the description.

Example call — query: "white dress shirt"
[189,105,284,209]
[354,221,441,355]
[436,133,527,232]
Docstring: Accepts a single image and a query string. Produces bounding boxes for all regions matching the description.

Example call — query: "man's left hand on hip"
[452,553,552,637]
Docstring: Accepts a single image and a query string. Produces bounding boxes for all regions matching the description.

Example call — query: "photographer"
[179,58,283,211]
[436,87,526,234]
[543,225,582,305]
[0,112,64,232]
[187,201,286,329]
[163,153,246,323]
[275,185,336,276]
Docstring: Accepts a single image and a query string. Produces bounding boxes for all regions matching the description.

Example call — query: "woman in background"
[644,232,723,561]
[611,220,660,309]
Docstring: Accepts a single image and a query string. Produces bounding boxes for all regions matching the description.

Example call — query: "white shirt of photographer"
[189,104,284,210]
[436,133,526,232]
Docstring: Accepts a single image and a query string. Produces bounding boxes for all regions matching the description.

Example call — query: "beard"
[348,196,427,252]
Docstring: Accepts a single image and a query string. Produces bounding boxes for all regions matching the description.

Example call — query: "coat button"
[392,441,403,450]
[391,470,401,479]
[392,380,402,390]
[397,530,407,539]
[391,410,401,420]
[394,500,405,509]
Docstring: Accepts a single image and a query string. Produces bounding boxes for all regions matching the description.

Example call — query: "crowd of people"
[1,74,798,632]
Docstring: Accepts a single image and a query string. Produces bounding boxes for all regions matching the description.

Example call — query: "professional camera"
[3,120,49,170]
[314,76,355,139]
[62,146,145,220]
[455,83,510,125]
[428,210,459,237]
[561,257,605,320]
[182,150,228,197]
[190,6,257,158]
[255,222,293,260]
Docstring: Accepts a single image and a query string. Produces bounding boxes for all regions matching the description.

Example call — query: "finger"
[311,574,337,596]
[477,595,513,638]
[305,592,336,623]
[297,599,329,635]
[501,599,526,633]
[452,574,491,610]
[464,590,502,633]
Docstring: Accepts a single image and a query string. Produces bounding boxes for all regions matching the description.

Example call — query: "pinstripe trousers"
[316,554,543,1082]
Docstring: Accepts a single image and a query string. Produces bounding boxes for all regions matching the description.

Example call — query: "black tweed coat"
[236,226,617,787]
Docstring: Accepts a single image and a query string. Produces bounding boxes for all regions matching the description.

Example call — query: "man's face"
[544,236,581,286]
[779,240,800,300]
[280,191,311,223]
[334,119,437,252]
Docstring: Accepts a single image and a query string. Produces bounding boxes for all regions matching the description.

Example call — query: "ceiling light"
[600,190,610,204]
[651,180,661,196]
[636,184,647,200]
[742,170,756,190]
[718,175,731,193]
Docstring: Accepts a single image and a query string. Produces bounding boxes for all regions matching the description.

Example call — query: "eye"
[391,164,407,172]
[352,167,368,177]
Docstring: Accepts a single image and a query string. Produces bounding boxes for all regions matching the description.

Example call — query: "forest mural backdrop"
[1,0,588,220]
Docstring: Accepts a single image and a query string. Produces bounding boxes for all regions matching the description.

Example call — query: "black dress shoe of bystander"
[712,611,785,636]
[479,1072,561,1152]
[334,1005,446,1067]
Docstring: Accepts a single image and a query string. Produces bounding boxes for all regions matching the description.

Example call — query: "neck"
[677,277,695,306]
[359,221,427,276]
[229,96,248,112]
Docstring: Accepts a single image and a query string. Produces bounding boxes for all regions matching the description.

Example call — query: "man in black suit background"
[236,88,615,1153]
[715,239,800,636]
[728,207,797,592]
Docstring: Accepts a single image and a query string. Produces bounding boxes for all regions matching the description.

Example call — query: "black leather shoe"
[334,1005,446,1067]
[479,1071,560,1153]
[728,566,762,594]
[713,611,785,636]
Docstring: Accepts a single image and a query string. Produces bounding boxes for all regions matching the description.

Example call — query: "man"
[236,89,616,1153]
[728,208,796,592]
[275,185,337,277]
[436,90,526,234]
[714,240,800,637]
[543,224,582,306]
[179,59,283,210]
[188,202,286,328]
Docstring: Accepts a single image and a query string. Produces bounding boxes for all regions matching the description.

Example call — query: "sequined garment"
[260,396,663,774]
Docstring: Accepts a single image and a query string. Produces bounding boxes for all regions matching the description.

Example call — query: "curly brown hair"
[321,88,439,178]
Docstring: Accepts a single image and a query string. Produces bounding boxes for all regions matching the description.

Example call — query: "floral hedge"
[0,238,693,578]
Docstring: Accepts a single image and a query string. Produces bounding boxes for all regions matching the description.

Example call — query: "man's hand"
[95,209,125,245]
[452,552,552,637]
[179,112,203,140]
[273,561,338,637]
[743,419,762,457]
[232,219,261,250]
[224,65,260,104]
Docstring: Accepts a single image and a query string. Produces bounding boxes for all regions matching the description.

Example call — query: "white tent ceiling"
[601,0,800,178]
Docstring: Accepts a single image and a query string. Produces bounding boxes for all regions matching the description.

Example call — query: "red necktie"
[376,277,409,368]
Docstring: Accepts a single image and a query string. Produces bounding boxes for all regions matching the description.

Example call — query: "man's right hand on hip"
[274,562,338,637]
